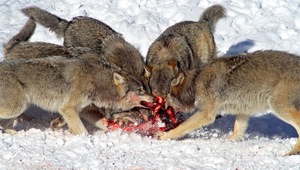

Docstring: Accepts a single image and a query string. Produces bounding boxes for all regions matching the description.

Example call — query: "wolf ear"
[168,59,179,72]
[171,72,185,87]
[168,58,177,68]
[144,65,152,78]
[113,72,128,97]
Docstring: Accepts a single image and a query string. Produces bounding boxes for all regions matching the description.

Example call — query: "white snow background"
[1,0,300,169]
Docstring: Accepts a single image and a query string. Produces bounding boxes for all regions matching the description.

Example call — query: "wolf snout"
[140,95,155,105]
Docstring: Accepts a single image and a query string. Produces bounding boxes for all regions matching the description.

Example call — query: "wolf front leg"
[227,114,249,140]
[59,105,88,135]
[0,118,17,135]
[79,105,108,131]
[160,106,217,140]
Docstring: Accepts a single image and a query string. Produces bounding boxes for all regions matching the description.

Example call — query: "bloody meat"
[104,96,183,136]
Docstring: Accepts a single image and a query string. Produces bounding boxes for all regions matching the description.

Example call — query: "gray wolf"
[0,55,153,134]
[146,4,226,98]
[21,6,151,91]
[4,10,152,128]
[160,50,300,155]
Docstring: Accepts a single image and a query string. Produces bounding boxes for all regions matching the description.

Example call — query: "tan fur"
[0,56,153,134]
[160,50,300,155]
[146,4,226,96]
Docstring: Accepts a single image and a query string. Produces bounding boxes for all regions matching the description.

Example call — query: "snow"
[1,0,300,169]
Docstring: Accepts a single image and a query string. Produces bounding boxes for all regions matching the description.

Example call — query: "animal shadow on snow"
[225,39,255,55]
[187,114,298,140]
[8,105,298,139]
[12,105,99,134]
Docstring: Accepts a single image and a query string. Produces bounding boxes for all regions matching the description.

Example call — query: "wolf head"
[166,70,197,113]
[113,72,154,110]
[103,35,152,93]
[146,34,193,97]
[146,59,181,98]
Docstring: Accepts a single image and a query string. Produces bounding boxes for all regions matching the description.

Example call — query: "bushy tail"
[3,17,36,54]
[21,6,69,38]
[199,4,226,32]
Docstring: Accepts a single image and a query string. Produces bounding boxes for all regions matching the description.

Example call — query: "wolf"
[3,18,112,131]
[20,10,152,126]
[21,7,118,53]
[158,50,300,155]
[4,17,150,129]
[3,17,95,60]
[0,55,153,135]
[21,6,151,91]
[146,4,226,97]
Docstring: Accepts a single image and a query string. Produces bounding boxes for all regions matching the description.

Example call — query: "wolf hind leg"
[274,108,300,156]
[270,90,300,155]
[0,81,29,134]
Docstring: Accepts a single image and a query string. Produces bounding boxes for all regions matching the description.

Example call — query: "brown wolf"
[21,6,151,91]
[159,50,300,155]
[146,4,226,97]
[0,55,153,135]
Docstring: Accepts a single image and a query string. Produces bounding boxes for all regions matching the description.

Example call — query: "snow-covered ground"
[1,0,300,169]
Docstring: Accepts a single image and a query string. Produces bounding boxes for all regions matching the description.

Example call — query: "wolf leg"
[0,78,28,134]
[270,88,300,155]
[159,106,216,140]
[79,105,108,131]
[59,106,88,135]
[227,114,249,140]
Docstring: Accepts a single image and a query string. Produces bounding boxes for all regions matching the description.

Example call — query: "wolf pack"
[1,4,300,156]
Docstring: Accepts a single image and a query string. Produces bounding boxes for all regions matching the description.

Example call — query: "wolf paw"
[155,131,167,140]
[50,117,66,130]
[4,129,17,135]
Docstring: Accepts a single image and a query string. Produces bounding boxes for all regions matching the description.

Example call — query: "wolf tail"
[3,17,36,54]
[199,4,226,32]
[22,6,69,38]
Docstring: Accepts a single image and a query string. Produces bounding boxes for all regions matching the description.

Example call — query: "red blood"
[166,106,177,124]
[104,119,121,131]
[105,95,183,136]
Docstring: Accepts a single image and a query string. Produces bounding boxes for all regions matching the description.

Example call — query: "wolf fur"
[3,16,152,131]
[146,4,226,97]
[0,55,153,134]
[21,6,150,89]
[160,50,300,156]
